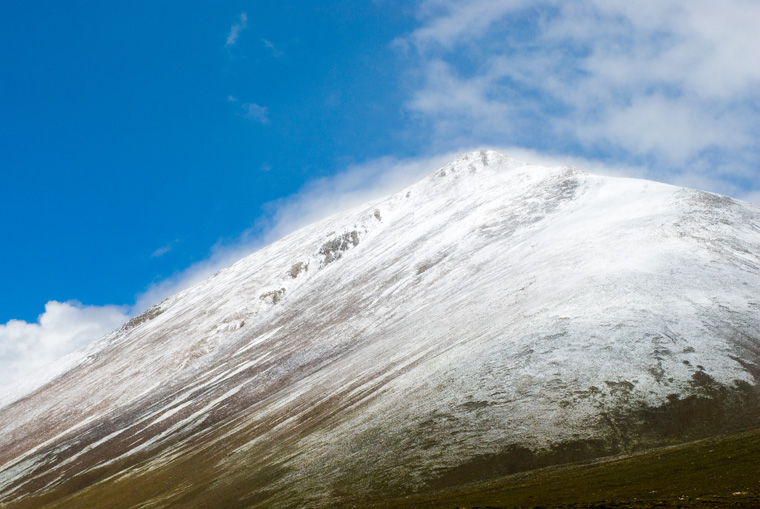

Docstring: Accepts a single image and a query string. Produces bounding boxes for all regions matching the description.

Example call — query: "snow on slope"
[1,151,759,507]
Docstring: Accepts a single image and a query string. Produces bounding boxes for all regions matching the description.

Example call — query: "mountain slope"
[1,151,759,507]
[370,426,760,508]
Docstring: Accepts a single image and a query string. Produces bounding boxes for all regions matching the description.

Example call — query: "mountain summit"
[1,151,759,507]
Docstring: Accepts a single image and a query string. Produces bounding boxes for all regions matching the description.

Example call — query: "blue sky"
[1,0,759,387]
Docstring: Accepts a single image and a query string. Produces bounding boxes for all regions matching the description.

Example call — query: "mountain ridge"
[1,151,759,507]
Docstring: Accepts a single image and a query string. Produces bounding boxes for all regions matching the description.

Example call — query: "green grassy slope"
[366,427,760,509]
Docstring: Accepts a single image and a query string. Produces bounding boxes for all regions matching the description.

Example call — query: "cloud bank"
[399,0,760,197]
[0,301,128,390]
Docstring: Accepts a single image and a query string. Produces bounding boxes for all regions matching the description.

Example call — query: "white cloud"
[500,145,758,201]
[572,0,760,99]
[227,96,270,123]
[225,13,248,47]
[401,0,760,197]
[241,103,269,123]
[0,301,128,390]
[255,152,460,241]
[262,38,282,57]
[151,239,178,258]
[493,146,649,180]
[151,245,172,258]
[573,94,751,165]
[408,0,531,50]
[739,190,760,206]
[408,60,515,149]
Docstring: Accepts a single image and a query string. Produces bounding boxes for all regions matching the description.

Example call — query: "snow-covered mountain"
[1,151,759,508]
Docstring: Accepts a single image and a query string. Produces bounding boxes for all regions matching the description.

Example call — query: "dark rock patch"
[260,288,286,305]
[288,262,308,279]
[430,439,611,490]
[121,305,164,332]
[319,231,360,265]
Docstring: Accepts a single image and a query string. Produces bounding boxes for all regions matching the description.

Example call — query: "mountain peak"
[446,149,515,168]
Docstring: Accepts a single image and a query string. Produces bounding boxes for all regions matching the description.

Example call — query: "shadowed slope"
[365,427,760,508]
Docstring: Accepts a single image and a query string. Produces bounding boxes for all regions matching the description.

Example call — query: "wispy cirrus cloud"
[150,239,179,258]
[399,0,760,196]
[407,0,531,50]
[241,103,269,123]
[261,38,282,58]
[228,96,269,124]
[225,13,248,47]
